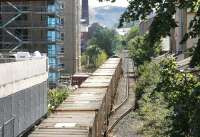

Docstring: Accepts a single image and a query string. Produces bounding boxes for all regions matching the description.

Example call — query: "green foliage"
[118,0,178,46]
[134,58,200,137]
[112,34,126,54]
[136,92,172,137]
[81,53,88,66]
[96,51,108,67]
[128,35,161,66]
[126,26,139,42]
[190,40,200,67]
[128,36,148,66]
[84,45,108,69]
[157,58,200,137]
[84,26,121,69]
[107,0,200,66]
[85,45,101,65]
[88,27,116,56]
[102,0,200,65]
[48,88,70,112]
[81,45,108,70]
[136,62,160,99]
[134,62,172,137]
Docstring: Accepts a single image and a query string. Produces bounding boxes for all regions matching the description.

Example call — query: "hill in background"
[90,6,126,28]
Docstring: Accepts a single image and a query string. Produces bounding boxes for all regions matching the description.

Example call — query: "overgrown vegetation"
[48,88,70,113]
[104,0,200,67]
[81,48,108,71]
[121,23,200,136]
[82,25,124,70]
[133,58,200,137]
[97,0,200,135]
[157,59,200,136]
[88,27,117,56]
[126,26,161,67]
[190,39,200,67]
[128,35,161,66]
[134,62,172,137]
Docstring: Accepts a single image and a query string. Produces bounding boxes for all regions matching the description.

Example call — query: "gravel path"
[108,54,142,137]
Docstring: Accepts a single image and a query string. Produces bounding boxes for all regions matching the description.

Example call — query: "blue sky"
[89,0,129,7]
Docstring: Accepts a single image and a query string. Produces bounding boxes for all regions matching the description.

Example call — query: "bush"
[48,88,70,112]
[84,45,108,70]
[190,40,200,67]
[136,92,172,137]
[96,51,108,67]
[136,62,160,100]
[134,58,200,137]
[128,35,161,67]
[81,53,88,66]
[157,58,200,136]
[134,62,172,137]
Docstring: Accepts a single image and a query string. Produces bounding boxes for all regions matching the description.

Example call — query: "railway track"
[106,51,135,136]
[110,51,129,114]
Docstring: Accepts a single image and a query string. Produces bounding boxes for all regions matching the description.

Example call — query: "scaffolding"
[0,0,64,87]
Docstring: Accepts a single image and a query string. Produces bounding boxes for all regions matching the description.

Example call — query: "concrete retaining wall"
[0,58,48,137]
[0,58,47,87]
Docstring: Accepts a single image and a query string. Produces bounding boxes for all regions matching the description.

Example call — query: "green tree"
[104,0,200,66]
[126,26,139,42]
[85,45,101,65]
[128,35,161,66]
[88,27,116,56]
[96,51,108,67]
[190,39,200,67]
[112,34,126,54]
[134,62,172,137]
[135,58,200,137]
[156,58,200,136]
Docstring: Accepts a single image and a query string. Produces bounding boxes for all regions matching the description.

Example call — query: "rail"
[110,52,129,114]
[106,51,134,135]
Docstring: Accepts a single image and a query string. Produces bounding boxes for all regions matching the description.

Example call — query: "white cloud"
[89,0,129,7]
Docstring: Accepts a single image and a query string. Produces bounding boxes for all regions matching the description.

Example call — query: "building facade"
[63,0,81,74]
[81,0,89,25]
[139,10,198,56]
[80,0,89,52]
[174,10,198,54]
[0,0,81,87]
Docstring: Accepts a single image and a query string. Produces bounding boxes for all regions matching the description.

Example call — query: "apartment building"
[139,10,198,55]
[0,0,81,88]
[80,0,89,52]
[174,9,198,54]
[81,0,89,25]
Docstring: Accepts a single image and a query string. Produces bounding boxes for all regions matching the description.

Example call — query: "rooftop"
[0,51,46,63]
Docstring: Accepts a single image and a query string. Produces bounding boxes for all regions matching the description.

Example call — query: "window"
[48,4,55,12]
[48,45,57,56]
[48,17,56,27]
[60,18,64,25]
[48,57,56,66]
[61,33,64,40]
[48,31,56,41]
[48,72,58,82]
